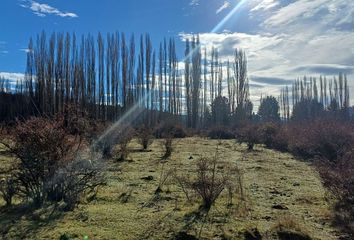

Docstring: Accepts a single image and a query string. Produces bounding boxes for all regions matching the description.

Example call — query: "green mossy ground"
[0,138,342,239]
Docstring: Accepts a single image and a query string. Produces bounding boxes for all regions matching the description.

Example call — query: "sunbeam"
[211,0,248,33]
[95,0,250,145]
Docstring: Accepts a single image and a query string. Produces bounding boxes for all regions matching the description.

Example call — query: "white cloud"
[216,1,231,14]
[20,0,78,18]
[262,0,354,30]
[189,0,199,6]
[250,0,279,12]
[20,48,32,53]
[0,72,25,92]
[182,0,354,106]
[0,72,25,80]
[263,0,327,27]
[0,72,25,88]
[180,32,286,73]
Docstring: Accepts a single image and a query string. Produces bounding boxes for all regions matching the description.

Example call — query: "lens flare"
[212,0,248,33]
[97,98,145,144]
[95,0,249,145]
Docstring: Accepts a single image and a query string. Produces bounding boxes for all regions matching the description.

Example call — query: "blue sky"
[0,0,252,73]
[1,0,354,103]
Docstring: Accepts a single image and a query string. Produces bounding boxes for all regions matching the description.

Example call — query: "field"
[0,138,341,240]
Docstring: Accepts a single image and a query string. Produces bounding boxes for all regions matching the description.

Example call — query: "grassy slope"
[0,138,341,239]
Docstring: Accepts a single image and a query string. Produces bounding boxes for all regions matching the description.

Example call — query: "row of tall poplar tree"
[279,74,350,121]
[0,31,250,127]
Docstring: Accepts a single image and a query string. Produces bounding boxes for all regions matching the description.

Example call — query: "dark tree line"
[0,31,250,128]
[279,74,350,121]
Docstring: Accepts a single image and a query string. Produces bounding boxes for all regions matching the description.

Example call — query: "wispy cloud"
[182,0,354,101]
[189,0,199,7]
[293,64,354,75]
[19,48,32,53]
[0,72,24,85]
[0,72,25,92]
[251,0,279,12]
[261,0,354,30]
[216,1,231,14]
[20,0,78,18]
[250,76,291,86]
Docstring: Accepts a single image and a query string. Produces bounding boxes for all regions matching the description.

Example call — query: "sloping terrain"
[0,138,341,239]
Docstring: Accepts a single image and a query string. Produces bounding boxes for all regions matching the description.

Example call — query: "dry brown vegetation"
[0,117,105,211]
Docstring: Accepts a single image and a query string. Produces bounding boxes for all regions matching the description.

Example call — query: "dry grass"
[0,138,343,239]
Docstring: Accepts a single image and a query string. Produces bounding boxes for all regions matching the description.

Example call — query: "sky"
[1,0,353,105]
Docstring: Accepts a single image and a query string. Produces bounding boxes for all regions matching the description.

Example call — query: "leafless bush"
[208,126,234,139]
[56,103,108,144]
[236,124,261,151]
[2,117,105,210]
[283,120,354,161]
[162,137,173,159]
[0,176,18,206]
[271,125,291,152]
[193,157,237,210]
[117,127,134,161]
[137,126,154,150]
[317,152,354,202]
[4,117,75,207]
[175,173,194,202]
[176,149,243,211]
[259,122,280,148]
[48,159,105,211]
[156,163,174,194]
[100,141,113,159]
[97,125,134,160]
[154,122,186,139]
[317,151,354,234]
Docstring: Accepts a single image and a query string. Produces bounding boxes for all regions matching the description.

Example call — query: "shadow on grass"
[332,199,354,239]
[0,203,65,239]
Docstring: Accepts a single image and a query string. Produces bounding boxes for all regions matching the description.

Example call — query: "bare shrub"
[176,149,243,211]
[118,141,130,161]
[317,152,354,202]
[207,126,234,139]
[194,157,229,210]
[117,127,134,161]
[97,125,134,160]
[317,152,354,234]
[271,125,290,152]
[259,122,280,148]
[236,124,261,151]
[286,120,354,161]
[0,176,18,206]
[100,141,113,159]
[49,159,105,211]
[2,117,104,210]
[137,126,154,150]
[156,163,173,194]
[4,117,75,207]
[58,103,107,144]
[154,122,186,139]
[174,173,194,202]
[161,137,173,159]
